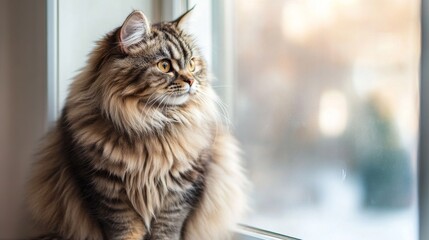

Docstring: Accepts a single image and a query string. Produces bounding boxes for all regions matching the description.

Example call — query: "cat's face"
[103,10,208,108]
[81,10,216,133]
[124,23,205,106]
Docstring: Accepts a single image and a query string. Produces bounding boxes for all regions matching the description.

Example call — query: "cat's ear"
[172,6,195,28]
[119,10,150,53]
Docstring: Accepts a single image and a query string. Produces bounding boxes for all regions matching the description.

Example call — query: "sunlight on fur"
[27,9,248,240]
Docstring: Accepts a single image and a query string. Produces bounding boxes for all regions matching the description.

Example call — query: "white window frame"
[47,0,58,125]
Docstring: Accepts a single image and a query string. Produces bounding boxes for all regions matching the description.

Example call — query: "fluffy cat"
[28,9,247,240]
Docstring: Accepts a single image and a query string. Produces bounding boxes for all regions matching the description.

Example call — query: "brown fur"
[28,10,247,240]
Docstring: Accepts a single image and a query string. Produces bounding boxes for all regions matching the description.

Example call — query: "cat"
[27,9,247,240]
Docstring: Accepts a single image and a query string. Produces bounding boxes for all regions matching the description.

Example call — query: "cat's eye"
[157,60,171,73]
[187,58,196,72]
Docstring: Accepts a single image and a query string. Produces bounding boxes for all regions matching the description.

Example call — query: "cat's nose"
[183,77,194,86]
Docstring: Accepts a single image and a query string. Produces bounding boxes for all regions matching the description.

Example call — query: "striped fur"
[27,10,247,240]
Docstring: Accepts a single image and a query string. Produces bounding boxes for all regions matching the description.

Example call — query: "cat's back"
[28,124,104,240]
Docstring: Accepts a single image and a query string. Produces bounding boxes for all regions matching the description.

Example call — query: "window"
[199,0,420,239]
[225,0,419,239]
[50,0,421,239]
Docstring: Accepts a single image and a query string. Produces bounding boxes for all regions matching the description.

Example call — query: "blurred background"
[233,1,420,239]
[0,0,422,239]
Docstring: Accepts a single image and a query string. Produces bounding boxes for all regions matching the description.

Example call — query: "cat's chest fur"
[68,114,213,227]
[115,125,212,227]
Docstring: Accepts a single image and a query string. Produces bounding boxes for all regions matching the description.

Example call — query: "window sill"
[235,224,300,240]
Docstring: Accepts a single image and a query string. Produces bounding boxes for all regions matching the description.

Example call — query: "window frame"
[419,0,428,239]
[47,0,59,124]
[46,0,426,239]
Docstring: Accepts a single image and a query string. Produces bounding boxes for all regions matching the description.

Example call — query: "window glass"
[232,0,420,239]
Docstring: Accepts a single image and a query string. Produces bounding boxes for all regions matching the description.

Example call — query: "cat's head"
[69,9,218,134]
[115,9,206,106]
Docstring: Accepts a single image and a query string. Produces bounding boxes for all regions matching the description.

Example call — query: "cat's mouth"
[163,85,197,106]
[164,93,190,105]
[147,85,197,107]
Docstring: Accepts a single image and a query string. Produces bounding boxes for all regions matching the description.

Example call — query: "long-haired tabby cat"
[28,9,247,240]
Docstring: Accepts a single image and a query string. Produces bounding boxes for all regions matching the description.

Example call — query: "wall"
[0,0,47,238]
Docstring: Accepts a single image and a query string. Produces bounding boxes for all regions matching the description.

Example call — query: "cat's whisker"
[198,90,231,126]
[156,95,169,113]
[159,96,171,118]
[193,93,221,140]
[216,100,232,125]
[211,85,233,88]
[142,94,165,128]
[195,92,223,143]
[212,96,231,122]
[148,95,164,128]
[144,91,160,106]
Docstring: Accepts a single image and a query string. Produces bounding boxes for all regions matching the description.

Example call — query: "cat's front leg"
[102,215,146,240]
[181,133,248,240]
[97,197,147,240]
[146,203,192,240]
